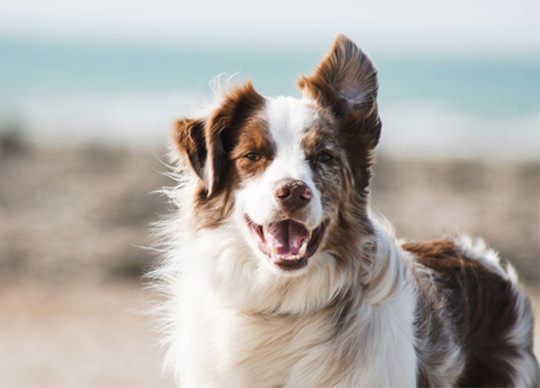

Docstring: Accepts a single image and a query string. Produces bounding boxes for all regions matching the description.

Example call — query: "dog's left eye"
[317,152,333,163]
[245,151,261,161]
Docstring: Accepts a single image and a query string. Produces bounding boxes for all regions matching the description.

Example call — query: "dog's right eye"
[244,151,261,161]
[317,152,333,163]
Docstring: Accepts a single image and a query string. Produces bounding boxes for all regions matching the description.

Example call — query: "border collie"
[151,35,539,387]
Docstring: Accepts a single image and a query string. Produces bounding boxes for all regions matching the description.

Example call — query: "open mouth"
[245,215,327,271]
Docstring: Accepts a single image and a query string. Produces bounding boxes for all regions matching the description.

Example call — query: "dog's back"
[405,238,539,387]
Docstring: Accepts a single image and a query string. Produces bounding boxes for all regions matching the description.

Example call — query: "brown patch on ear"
[172,81,265,201]
[298,34,380,149]
[205,81,265,196]
[299,34,378,115]
[176,81,265,228]
[173,118,207,180]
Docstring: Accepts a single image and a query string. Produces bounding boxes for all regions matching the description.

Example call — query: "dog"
[151,35,539,387]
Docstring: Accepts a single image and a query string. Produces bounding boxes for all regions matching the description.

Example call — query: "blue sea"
[1,38,539,159]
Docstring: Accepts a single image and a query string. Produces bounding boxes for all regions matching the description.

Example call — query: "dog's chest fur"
[175,270,417,387]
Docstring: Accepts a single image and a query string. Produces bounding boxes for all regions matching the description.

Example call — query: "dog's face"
[174,35,381,276]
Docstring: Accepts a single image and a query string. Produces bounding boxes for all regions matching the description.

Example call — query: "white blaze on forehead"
[265,96,316,179]
[266,96,316,148]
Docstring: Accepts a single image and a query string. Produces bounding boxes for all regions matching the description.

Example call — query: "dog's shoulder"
[403,237,539,387]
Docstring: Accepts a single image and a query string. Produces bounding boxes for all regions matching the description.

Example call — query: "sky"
[1,0,539,56]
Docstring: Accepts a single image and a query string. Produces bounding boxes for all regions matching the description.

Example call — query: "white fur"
[153,205,418,386]
[453,235,507,278]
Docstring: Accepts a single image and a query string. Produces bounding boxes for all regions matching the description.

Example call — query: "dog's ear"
[174,118,207,181]
[298,34,380,148]
[174,81,265,197]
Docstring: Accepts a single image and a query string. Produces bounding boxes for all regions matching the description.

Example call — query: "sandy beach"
[0,143,538,386]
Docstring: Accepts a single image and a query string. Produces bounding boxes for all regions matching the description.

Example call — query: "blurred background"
[0,0,538,386]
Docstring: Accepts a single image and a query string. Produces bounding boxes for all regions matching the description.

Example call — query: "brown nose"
[275,179,312,211]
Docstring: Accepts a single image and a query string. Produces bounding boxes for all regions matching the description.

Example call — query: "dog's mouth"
[245,215,327,271]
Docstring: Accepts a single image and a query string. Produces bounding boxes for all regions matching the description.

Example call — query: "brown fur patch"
[298,35,378,118]
[173,118,206,180]
[174,82,267,228]
[404,239,538,387]
[204,81,266,196]
[301,123,352,213]
[230,117,274,180]
[296,37,382,275]
[300,119,375,276]
[298,35,381,197]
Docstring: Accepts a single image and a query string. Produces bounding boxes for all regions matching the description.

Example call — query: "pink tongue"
[266,220,309,257]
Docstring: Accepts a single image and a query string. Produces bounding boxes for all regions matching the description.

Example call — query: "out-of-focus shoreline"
[0,141,538,284]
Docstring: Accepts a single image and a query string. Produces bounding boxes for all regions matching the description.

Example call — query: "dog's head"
[174,35,380,277]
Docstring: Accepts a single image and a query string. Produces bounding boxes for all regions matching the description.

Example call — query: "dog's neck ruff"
[152,193,419,386]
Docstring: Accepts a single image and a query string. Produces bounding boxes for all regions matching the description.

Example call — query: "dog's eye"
[244,151,261,161]
[317,152,333,163]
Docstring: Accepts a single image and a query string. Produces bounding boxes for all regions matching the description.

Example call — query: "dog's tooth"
[299,239,308,256]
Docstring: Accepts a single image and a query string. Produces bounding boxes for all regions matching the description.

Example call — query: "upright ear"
[173,81,265,197]
[298,34,380,148]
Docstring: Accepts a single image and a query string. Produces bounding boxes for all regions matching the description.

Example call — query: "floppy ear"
[174,118,207,181]
[298,34,380,148]
[173,81,265,197]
